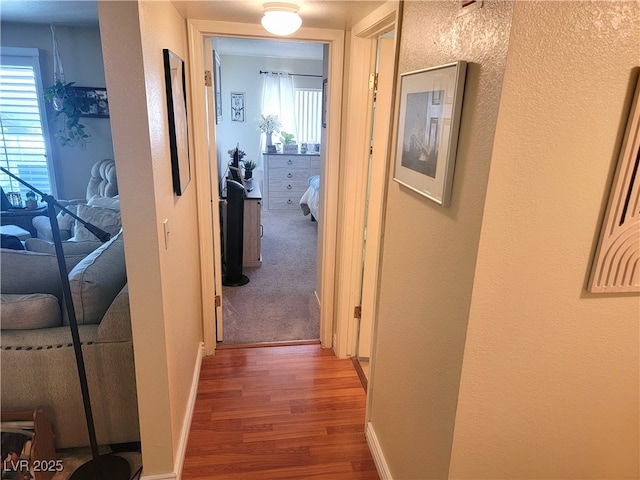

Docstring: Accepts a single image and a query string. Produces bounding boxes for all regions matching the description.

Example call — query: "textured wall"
[449,2,640,478]
[368,1,514,478]
[99,0,204,475]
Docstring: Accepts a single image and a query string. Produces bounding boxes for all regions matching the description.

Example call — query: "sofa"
[32,158,120,243]
[0,230,140,449]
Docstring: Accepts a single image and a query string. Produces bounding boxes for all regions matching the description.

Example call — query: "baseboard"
[140,473,176,480]
[366,422,392,480]
[141,342,204,480]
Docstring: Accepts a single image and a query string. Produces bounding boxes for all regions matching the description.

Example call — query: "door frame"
[187,20,345,354]
[333,3,400,359]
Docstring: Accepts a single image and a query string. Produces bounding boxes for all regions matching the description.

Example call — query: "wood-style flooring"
[182,344,379,479]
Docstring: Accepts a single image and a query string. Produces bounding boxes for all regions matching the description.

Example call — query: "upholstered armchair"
[32,158,120,242]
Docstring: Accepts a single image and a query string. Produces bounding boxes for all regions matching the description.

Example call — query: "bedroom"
[212,36,325,345]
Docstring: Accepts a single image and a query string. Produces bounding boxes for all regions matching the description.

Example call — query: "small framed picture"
[393,61,467,207]
[214,50,222,124]
[74,87,109,117]
[231,92,245,122]
[322,78,328,128]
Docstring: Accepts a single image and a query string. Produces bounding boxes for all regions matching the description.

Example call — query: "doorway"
[188,21,346,355]
[354,29,397,382]
[210,37,325,346]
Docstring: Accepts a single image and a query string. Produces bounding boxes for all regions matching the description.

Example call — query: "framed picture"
[322,78,328,128]
[393,61,467,206]
[163,48,191,196]
[214,50,222,124]
[74,86,109,117]
[231,92,245,122]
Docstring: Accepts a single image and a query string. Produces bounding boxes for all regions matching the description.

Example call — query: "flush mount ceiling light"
[261,2,302,36]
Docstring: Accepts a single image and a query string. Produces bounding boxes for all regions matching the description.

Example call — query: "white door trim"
[187,20,345,353]
[333,2,400,359]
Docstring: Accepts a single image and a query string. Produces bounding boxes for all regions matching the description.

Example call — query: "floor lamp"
[0,167,130,480]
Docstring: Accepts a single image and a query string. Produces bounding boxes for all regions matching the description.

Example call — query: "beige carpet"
[221,208,320,344]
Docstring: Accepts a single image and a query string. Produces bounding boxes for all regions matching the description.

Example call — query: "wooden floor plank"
[182,345,379,479]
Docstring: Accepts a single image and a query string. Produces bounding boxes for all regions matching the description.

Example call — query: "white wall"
[214,52,322,189]
[367,1,514,477]
[369,1,639,479]
[449,2,640,478]
[1,23,114,199]
[99,1,204,475]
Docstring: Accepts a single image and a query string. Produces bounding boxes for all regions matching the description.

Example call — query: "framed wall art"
[214,50,222,124]
[322,78,328,128]
[393,61,467,206]
[163,48,191,196]
[74,87,109,117]
[231,92,245,122]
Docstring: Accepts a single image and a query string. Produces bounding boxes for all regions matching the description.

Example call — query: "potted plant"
[258,114,281,153]
[280,131,298,154]
[43,80,92,147]
[25,191,38,210]
[242,160,257,180]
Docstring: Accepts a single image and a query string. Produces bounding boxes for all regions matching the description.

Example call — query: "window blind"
[0,48,53,202]
[294,89,322,145]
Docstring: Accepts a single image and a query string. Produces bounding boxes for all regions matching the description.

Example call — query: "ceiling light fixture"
[261,2,302,36]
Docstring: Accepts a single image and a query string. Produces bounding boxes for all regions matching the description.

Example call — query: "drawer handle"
[287,173,293,178]
[287,159,293,165]
[287,199,293,204]
[287,185,292,190]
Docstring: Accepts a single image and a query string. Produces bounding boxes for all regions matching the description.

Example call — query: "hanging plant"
[43,80,92,147]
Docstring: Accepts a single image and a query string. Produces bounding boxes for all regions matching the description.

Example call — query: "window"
[0,47,54,204]
[294,89,322,145]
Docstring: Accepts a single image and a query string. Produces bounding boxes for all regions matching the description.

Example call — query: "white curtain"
[260,72,297,156]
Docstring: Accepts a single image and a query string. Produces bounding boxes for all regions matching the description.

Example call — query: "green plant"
[280,131,296,145]
[43,80,92,147]
[242,160,257,171]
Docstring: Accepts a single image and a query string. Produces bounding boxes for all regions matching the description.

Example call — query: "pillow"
[1,293,62,329]
[0,248,86,299]
[57,203,79,232]
[25,237,101,256]
[72,204,121,242]
[67,230,126,325]
[87,194,120,210]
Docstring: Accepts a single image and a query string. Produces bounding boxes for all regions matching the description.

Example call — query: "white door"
[357,33,396,359]
[204,37,225,344]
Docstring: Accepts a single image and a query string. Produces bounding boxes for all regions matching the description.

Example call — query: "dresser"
[221,183,262,267]
[263,153,320,210]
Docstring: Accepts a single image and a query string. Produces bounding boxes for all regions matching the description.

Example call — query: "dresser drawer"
[268,168,311,184]
[269,180,309,196]
[268,155,309,169]
[269,194,304,210]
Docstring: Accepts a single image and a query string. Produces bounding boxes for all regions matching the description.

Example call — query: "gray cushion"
[0,293,62,329]
[72,204,121,242]
[25,238,101,256]
[67,230,126,325]
[0,248,86,300]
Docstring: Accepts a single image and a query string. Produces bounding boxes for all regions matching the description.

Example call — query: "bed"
[300,174,320,223]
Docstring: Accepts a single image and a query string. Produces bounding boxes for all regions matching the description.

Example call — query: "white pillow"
[72,204,122,242]
[87,194,120,210]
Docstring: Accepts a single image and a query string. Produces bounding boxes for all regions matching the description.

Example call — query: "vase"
[244,170,253,180]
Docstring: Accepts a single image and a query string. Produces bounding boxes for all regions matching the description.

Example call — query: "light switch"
[163,219,170,249]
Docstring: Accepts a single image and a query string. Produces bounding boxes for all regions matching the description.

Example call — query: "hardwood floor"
[182,344,379,479]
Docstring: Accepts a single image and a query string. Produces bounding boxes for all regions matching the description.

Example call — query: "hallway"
[182,345,378,479]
